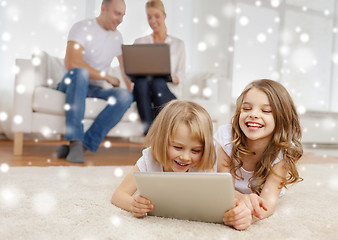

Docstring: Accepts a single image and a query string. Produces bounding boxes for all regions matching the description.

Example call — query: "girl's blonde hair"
[145,100,216,171]
[231,79,303,194]
[145,0,167,35]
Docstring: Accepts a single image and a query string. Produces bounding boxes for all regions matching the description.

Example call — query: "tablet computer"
[133,172,234,223]
[122,44,172,82]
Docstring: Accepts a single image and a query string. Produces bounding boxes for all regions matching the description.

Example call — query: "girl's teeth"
[176,161,188,166]
[247,123,263,128]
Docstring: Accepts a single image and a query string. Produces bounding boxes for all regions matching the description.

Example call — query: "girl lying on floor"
[112,79,303,231]
[111,100,216,217]
[216,79,303,230]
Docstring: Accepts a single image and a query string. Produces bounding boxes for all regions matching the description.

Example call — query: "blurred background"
[1,0,338,150]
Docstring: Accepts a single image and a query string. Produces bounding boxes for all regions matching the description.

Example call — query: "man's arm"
[117,55,133,92]
[64,41,120,87]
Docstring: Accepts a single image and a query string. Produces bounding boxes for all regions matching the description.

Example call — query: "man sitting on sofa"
[56,0,133,163]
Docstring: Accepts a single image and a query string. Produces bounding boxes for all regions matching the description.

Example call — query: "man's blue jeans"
[57,68,133,152]
[133,77,176,135]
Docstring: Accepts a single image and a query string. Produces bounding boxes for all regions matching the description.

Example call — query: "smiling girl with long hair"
[215,79,303,230]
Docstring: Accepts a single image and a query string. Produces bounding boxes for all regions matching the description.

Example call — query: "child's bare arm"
[217,143,270,221]
[111,165,153,217]
[235,161,286,221]
[216,143,232,173]
[216,144,253,230]
[252,161,287,221]
[236,161,287,222]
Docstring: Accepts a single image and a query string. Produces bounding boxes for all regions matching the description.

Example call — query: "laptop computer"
[122,44,172,82]
[133,172,234,223]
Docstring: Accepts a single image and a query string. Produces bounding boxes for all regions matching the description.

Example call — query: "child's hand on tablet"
[131,194,154,218]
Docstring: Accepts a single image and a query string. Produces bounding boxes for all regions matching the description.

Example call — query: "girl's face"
[166,123,204,172]
[239,88,275,143]
[146,7,165,33]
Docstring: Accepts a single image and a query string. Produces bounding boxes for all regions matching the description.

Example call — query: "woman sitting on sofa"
[132,0,186,135]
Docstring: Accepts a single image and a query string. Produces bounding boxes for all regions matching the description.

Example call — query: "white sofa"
[12,50,227,155]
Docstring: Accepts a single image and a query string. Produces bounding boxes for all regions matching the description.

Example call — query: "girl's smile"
[245,121,264,129]
[165,123,203,172]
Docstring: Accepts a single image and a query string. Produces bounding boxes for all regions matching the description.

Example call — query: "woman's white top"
[214,124,285,195]
[134,34,185,98]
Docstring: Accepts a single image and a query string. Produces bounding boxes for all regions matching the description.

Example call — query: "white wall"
[1,0,338,144]
[232,3,280,98]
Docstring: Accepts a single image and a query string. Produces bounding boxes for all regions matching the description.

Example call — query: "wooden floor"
[0,140,338,167]
[0,139,143,167]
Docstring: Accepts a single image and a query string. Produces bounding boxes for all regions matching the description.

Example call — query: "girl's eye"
[242,108,251,111]
[174,146,182,150]
[192,150,201,154]
[263,110,272,113]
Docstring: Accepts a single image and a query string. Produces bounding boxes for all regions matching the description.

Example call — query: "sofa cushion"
[33,50,67,88]
[32,86,139,122]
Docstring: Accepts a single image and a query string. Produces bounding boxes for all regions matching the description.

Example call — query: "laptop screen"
[122,44,171,76]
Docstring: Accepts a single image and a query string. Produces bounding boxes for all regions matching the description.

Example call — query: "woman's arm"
[111,165,153,217]
[172,40,186,85]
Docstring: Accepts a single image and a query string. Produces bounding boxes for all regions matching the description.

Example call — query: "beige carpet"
[1,164,337,240]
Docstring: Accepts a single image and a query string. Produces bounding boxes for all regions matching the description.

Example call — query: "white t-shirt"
[214,124,285,195]
[67,18,123,87]
[137,147,203,172]
[134,34,185,98]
